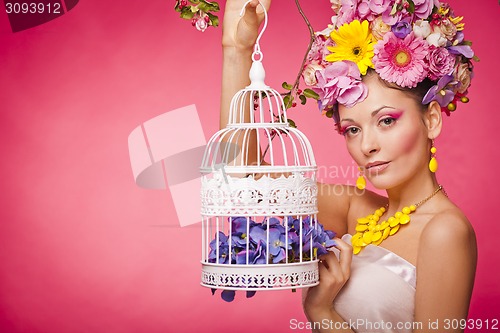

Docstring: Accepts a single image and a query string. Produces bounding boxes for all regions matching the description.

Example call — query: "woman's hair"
[365,68,435,111]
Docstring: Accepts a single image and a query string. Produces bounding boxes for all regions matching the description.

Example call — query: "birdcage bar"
[228,89,287,125]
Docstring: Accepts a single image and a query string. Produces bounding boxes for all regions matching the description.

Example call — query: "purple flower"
[422,74,460,107]
[311,224,337,256]
[236,240,267,264]
[249,223,267,245]
[208,231,231,264]
[426,46,456,81]
[231,217,257,249]
[221,290,235,302]
[447,32,474,59]
[268,228,287,263]
[313,61,368,109]
[391,20,412,39]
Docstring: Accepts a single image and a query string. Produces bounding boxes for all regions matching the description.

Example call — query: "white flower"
[302,63,324,86]
[413,20,432,39]
[317,23,335,37]
[330,0,342,12]
[426,32,447,47]
[371,16,391,40]
[195,14,208,32]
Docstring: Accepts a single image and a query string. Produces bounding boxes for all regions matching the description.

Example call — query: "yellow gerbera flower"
[326,20,375,75]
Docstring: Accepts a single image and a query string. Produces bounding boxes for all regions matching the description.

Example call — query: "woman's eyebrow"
[340,106,396,123]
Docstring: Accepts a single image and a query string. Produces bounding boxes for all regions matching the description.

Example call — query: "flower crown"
[303,0,476,119]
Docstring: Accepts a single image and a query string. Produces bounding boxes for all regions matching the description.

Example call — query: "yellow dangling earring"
[429,141,438,173]
[356,166,366,190]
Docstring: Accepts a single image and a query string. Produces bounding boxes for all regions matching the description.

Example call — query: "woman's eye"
[344,127,360,136]
[380,117,396,127]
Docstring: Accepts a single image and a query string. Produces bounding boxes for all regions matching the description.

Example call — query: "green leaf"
[287,118,297,128]
[299,94,307,105]
[282,82,293,91]
[198,0,220,12]
[207,12,219,27]
[180,7,195,19]
[472,55,480,62]
[407,0,415,13]
[303,88,320,100]
[283,94,292,109]
[462,40,473,46]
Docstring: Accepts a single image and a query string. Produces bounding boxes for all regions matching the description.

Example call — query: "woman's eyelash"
[342,127,359,136]
[379,117,397,126]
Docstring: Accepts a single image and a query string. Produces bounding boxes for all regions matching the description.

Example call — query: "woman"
[220,0,477,332]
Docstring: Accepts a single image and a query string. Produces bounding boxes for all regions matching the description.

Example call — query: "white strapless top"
[332,234,416,333]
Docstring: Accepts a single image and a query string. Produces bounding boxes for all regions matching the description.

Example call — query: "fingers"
[241,0,262,28]
[333,237,353,277]
[318,237,352,280]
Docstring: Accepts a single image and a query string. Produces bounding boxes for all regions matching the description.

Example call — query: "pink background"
[0,1,499,332]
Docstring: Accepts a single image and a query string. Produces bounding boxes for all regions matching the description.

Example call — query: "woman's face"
[338,74,430,190]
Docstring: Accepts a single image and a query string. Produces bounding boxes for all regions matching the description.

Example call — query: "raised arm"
[220,0,270,130]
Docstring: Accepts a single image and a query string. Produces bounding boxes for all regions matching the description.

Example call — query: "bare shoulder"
[418,206,477,268]
[415,206,477,319]
[316,182,388,235]
[420,207,476,249]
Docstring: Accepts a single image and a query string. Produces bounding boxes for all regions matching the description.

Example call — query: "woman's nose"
[360,130,380,156]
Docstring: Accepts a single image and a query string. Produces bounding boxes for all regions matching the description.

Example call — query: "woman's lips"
[365,162,390,174]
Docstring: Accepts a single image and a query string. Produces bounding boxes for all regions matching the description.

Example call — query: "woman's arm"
[220,0,269,129]
[414,211,477,332]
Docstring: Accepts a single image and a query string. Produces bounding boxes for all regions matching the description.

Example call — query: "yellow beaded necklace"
[352,185,444,254]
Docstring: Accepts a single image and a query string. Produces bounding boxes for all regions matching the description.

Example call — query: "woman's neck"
[384,170,440,215]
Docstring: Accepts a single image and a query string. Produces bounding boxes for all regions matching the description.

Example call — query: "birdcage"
[200,1,321,291]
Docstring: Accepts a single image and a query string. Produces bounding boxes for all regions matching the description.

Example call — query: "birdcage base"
[201,260,319,290]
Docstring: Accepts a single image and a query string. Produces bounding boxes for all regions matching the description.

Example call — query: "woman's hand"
[303,238,353,319]
[222,0,271,49]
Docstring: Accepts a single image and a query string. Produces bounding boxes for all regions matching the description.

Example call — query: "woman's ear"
[424,101,443,139]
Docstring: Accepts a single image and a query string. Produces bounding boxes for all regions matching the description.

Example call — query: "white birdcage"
[200,1,320,291]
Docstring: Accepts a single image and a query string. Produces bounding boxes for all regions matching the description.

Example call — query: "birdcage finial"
[240,1,269,90]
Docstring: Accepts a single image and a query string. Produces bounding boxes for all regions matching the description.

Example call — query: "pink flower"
[413,0,436,19]
[313,61,368,109]
[426,46,456,81]
[336,0,358,26]
[308,35,334,66]
[307,36,326,63]
[358,0,390,20]
[373,32,430,88]
[357,0,374,21]
[195,14,208,32]
[369,0,391,14]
